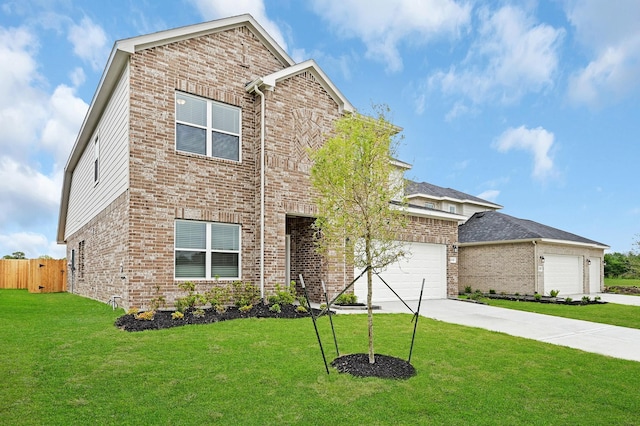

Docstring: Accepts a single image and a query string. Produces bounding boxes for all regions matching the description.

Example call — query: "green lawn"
[605,277,640,287]
[481,298,640,329]
[2,290,639,425]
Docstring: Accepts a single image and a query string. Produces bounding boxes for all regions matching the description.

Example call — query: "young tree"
[309,105,408,364]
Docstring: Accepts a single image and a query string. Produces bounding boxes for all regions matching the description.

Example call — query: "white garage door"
[354,242,446,303]
[544,254,583,296]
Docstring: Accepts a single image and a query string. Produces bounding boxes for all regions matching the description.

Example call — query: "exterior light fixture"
[539,255,545,263]
[452,244,458,253]
[587,258,591,265]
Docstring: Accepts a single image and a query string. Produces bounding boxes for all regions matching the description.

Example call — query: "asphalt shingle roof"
[459,211,608,247]
[405,180,501,207]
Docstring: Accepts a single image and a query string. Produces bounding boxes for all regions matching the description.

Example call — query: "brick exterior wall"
[459,243,535,295]
[65,191,129,304]
[459,242,605,295]
[66,24,460,309]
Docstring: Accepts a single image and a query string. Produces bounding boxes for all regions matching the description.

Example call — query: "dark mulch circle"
[115,303,323,332]
[331,353,416,380]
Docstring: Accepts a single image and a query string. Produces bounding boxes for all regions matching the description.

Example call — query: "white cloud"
[493,125,556,180]
[41,84,89,168]
[565,0,640,107]
[0,26,48,159]
[428,5,564,108]
[477,189,500,202]
[0,231,65,259]
[311,0,471,72]
[188,0,288,51]
[0,156,60,227]
[67,16,108,70]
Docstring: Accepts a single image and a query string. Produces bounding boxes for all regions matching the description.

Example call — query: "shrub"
[126,307,139,315]
[549,289,560,297]
[489,289,496,294]
[135,310,155,321]
[534,293,542,301]
[594,296,601,301]
[232,281,260,308]
[269,303,282,313]
[267,282,296,306]
[171,311,184,320]
[192,308,205,318]
[581,296,591,305]
[175,281,206,313]
[565,297,573,303]
[296,305,308,313]
[335,293,358,305]
[464,286,472,294]
[205,285,231,313]
[239,304,253,313]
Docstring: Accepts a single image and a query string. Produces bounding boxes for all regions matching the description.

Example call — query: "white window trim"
[174,220,242,280]
[448,205,456,213]
[93,135,100,185]
[175,92,242,162]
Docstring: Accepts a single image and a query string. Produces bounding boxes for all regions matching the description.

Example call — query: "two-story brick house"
[57,14,462,309]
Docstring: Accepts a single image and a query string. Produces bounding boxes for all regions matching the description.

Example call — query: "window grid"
[174,220,241,280]
[175,92,241,161]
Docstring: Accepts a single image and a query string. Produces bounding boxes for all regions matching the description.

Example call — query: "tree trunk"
[366,238,375,364]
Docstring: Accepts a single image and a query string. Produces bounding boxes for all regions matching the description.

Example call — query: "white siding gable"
[65,64,130,238]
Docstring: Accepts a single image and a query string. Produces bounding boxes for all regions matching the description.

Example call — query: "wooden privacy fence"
[0,259,67,293]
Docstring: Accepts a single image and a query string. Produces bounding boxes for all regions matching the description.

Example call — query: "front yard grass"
[2,289,639,425]
[605,277,640,287]
[476,297,640,330]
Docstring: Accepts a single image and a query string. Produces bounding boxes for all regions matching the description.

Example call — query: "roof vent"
[476,212,485,218]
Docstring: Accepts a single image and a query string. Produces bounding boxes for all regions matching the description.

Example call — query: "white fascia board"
[407,193,503,209]
[255,59,354,113]
[391,158,412,169]
[397,204,466,222]
[538,239,610,250]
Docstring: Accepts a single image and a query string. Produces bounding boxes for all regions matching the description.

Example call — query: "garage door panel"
[354,242,446,303]
[544,254,582,296]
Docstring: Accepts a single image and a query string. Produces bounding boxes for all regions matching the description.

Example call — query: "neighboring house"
[57,14,461,309]
[458,211,608,296]
[405,180,502,220]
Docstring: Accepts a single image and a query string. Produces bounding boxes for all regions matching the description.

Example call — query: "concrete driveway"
[334,295,640,363]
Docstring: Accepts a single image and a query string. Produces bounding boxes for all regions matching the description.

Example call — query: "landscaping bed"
[115,303,321,332]
[605,285,640,295]
[460,290,606,305]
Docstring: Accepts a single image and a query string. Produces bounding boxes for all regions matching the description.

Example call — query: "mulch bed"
[115,303,320,332]
[331,353,416,380]
[116,303,418,380]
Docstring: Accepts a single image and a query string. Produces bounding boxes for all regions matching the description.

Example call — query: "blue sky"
[1,0,639,258]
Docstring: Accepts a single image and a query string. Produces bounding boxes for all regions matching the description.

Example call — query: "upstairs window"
[449,205,456,213]
[425,202,435,209]
[175,220,241,280]
[175,92,241,161]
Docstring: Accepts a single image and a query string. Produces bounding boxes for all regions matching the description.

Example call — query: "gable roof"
[246,59,354,113]
[459,211,608,248]
[57,14,297,243]
[406,180,502,209]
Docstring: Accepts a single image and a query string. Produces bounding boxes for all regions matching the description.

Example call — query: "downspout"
[532,240,538,294]
[250,84,266,301]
